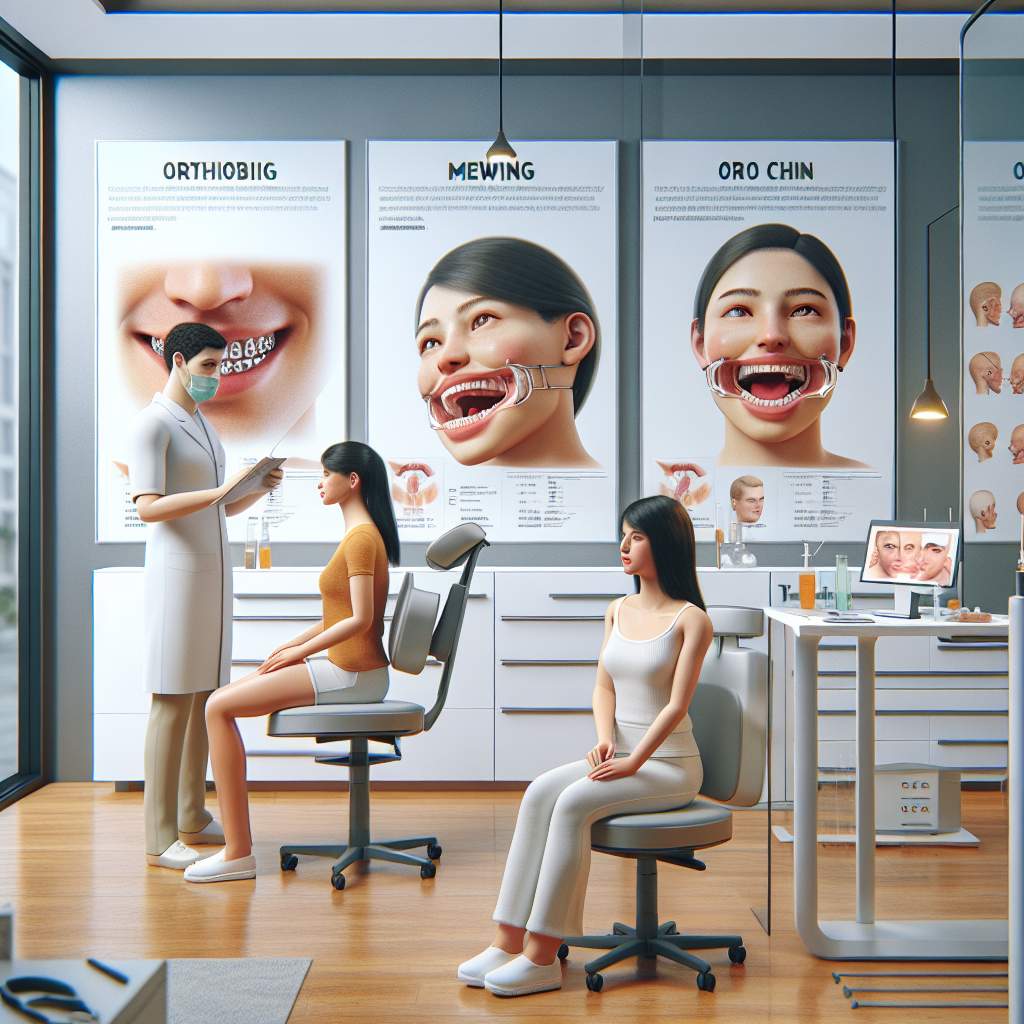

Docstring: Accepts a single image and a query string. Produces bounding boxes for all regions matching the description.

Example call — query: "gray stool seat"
[592,798,732,852]
[268,701,425,739]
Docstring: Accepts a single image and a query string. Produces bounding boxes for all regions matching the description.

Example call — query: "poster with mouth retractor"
[962,141,1024,544]
[95,139,347,543]
[642,140,895,543]
[367,140,618,543]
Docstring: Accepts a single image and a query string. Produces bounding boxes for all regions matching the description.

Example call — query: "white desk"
[766,607,1010,960]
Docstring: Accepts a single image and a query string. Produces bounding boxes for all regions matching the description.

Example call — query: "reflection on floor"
[0,627,16,779]
[0,784,1008,1023]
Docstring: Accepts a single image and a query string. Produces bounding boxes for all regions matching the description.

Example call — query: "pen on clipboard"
[87,958,130,984]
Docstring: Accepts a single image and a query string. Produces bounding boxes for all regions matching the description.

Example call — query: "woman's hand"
[585,740,616,770]
[588,752,641,782]
[258,644,306,675]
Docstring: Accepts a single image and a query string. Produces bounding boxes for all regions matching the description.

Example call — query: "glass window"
[0,60,18,783]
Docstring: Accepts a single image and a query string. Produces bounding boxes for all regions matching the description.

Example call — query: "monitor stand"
[875,588,921,619]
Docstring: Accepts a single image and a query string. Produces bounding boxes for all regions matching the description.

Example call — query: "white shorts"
[304,658,390,705]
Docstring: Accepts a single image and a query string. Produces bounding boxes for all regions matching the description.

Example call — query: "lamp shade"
[486,129,517,165]
[910,377,949,420]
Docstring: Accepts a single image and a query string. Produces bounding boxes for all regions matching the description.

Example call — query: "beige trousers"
[143,691,214,856]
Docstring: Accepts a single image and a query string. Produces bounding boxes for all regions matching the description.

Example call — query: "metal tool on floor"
[833,970,1008,982]
[843,986,1008,997]
[850,999,1008,1010]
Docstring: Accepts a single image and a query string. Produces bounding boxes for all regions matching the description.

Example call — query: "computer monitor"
[861,519,961,618]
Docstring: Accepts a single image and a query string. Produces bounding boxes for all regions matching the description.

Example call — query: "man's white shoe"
[457,946,517,987]
[179,818,225,846]
[484,955,563,997]
[146,840,201,870]
[183,848,256,884]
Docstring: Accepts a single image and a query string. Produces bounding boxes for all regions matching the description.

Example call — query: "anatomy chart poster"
[962,141,1024,544]
[642,140,895,543]
[367,140,618,542]
[95,140,347,542]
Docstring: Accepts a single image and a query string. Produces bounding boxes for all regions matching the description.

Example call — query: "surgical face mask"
[703,355,838,407]
[424,360,572,430]
[178,362,220,403]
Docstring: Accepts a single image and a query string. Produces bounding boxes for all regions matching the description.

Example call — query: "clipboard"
[214,456,286,506]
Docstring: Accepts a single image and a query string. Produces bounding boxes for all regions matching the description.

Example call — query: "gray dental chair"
[559,606,768,993]
[267,522,488,890]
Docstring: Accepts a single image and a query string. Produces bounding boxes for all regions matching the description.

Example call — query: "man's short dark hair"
[163,322,228,372]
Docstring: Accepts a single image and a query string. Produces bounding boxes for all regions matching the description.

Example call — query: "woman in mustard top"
[186,441,400,884]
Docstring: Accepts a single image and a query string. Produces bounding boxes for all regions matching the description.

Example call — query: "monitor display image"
[861,520,961,591]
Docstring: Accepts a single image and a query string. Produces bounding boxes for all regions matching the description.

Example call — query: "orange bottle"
[798,571,816,610]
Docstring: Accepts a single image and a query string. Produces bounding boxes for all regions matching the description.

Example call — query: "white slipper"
[179,818,225,846]
[183,848,256,884]
[484,954,562,997]
[457,946,517,987]
[146,840,201,870]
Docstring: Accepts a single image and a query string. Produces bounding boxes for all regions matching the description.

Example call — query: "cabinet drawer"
[495,571,627,618]
[496,662,595,709]
[931,639,1008,673]
[494,708,595,781]
[496,618,607,661]
[928,740,1007,769]
[818,714,930,743]
[817,740,931,771]
[929,714,1007,742]
[818,688,1009,712]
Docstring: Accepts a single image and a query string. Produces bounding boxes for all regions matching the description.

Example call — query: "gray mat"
[168,957,311,1024]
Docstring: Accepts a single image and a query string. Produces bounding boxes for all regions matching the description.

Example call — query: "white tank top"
[601,597,702,759]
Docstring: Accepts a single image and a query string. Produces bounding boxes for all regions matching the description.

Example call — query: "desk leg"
[855,636,877,925]
[793,633,822,951]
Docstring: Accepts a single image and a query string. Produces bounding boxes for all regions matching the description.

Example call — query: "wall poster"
[367,140,618,543]
[962,141,1024,544]
[96,139,347,542]
[642,140,895,543]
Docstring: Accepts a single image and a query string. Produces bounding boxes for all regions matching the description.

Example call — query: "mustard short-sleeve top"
[319,523,390,671]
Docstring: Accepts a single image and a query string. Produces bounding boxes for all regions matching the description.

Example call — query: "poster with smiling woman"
[95,140,347,543]
[642,140,895,543]
[367,140,618,542]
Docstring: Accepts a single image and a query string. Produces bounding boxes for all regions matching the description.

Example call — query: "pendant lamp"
[486,0,517,165]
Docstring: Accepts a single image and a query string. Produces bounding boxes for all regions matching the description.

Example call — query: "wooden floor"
[0,784,1010,1023]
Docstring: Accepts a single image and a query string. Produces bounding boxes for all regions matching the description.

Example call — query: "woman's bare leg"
[205,664,314,860]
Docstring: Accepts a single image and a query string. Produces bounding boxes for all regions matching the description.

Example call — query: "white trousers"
[492,754,703,938]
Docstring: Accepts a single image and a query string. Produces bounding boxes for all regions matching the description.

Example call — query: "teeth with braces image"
[149,333,277,375]
[426,361,573,431]
[704,355,838,407]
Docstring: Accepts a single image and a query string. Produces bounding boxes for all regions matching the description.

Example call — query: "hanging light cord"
[498,0,504,135]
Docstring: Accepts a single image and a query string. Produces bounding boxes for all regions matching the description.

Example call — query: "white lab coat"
[128,392,232,695]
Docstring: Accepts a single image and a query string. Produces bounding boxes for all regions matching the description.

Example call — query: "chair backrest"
[384,523,488,729]
[688,606,768,807]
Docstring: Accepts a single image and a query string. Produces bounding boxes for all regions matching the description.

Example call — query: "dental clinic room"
[0,1,1022,1022]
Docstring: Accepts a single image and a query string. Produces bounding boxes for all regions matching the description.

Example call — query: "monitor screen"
[861,520,961,590]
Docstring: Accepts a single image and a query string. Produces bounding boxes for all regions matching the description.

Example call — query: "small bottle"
[244,517,259,570]
[259,518,272,569]
[835,553,851,611]
[799,541,816,610]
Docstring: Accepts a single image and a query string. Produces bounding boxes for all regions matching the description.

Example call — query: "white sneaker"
[179,818,225,846]
[183,848,256,884]
[484,955,563,997]
[146,840,201,870]
[457,946,517,987]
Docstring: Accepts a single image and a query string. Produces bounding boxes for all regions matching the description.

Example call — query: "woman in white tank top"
[458,496,713,997]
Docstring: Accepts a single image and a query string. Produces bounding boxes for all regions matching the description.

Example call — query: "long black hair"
[621,495,706,610]
[415,236,600,413]
[321,441,400,566]
[692,223,852,332]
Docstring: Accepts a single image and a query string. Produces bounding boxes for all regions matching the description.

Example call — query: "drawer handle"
[936,738,1008,746]
[500,706,591,714]
[818,708,1007,716]
[501,615,605,622]
[818,670,1007,679]
[935,642,1008,652]
[244,749,325,758]
[547,593,628,600]
[501,659,598,667]
[234,614,321,622]
[235,593,320,600]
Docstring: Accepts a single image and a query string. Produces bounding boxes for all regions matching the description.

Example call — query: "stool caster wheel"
[420,862,436,879]
[557,944,569,961]
[331,871,346,891]
[427,844,442,860]
[585,972,603,993]
[280,854,298,872]
[663,923,678,935]
[696,971,716,992]
[728,945,746,965]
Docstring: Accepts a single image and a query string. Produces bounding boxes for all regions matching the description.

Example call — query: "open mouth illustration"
[424,369,518,436]
[137,327,289,396]
[704,356,837,415]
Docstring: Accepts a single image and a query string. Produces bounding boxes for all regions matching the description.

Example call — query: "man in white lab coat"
[129,322,282,869]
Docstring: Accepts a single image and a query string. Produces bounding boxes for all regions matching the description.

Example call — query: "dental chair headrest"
[707,605,763,639]
[426,522,488,571]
